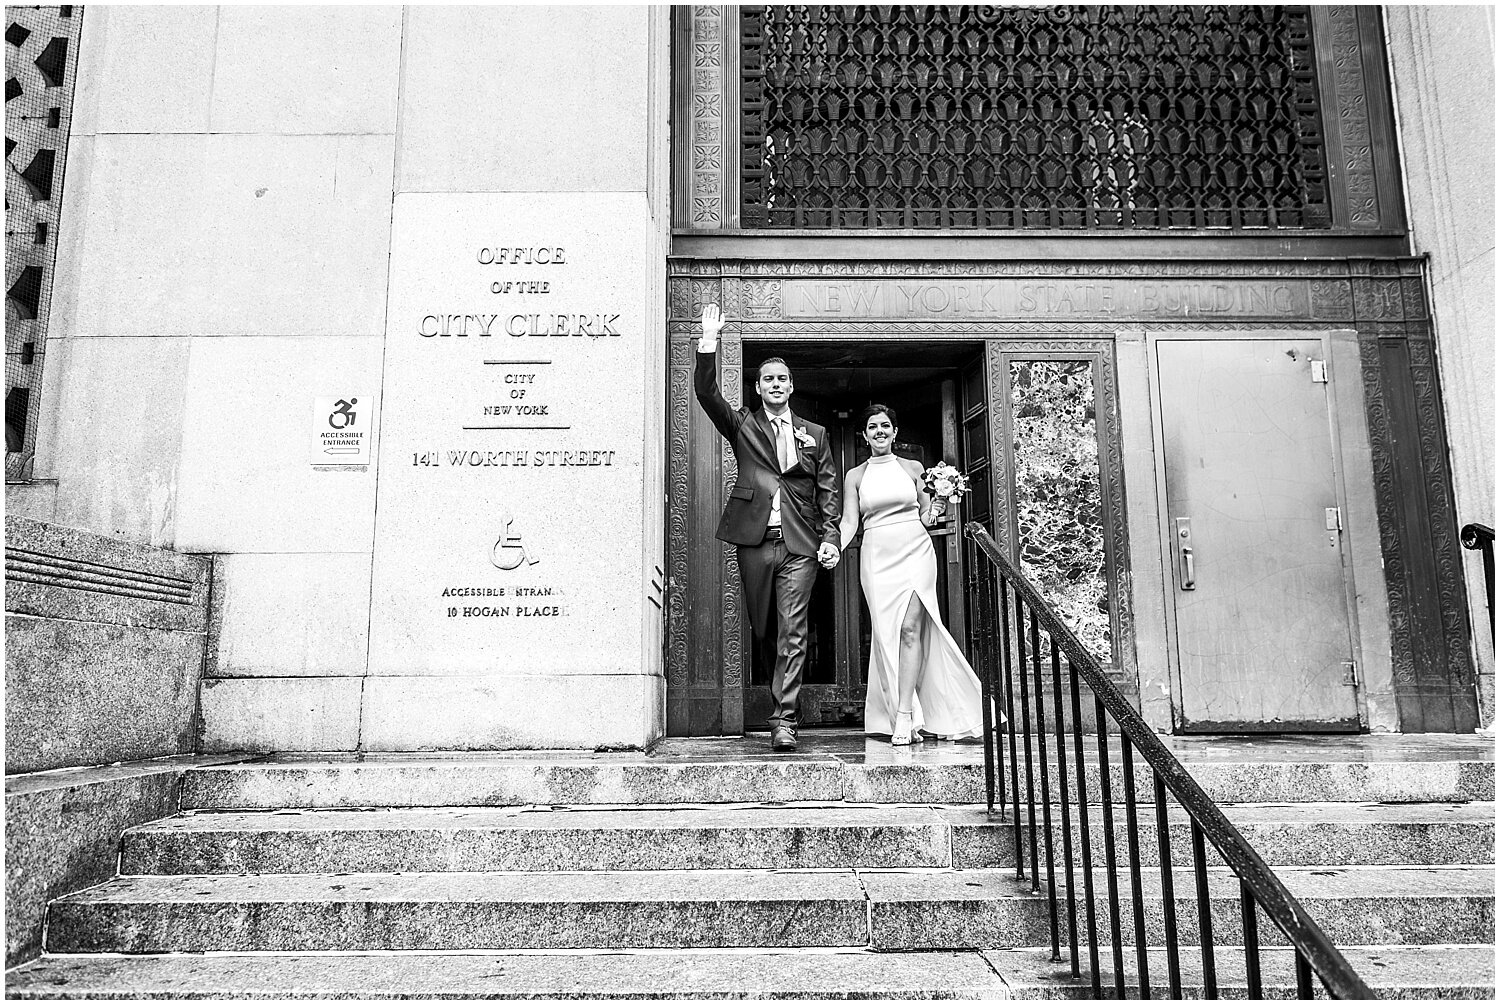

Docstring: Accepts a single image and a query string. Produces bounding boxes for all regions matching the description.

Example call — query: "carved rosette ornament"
[1309,280,1355,321]
[1325,7,1380,227]
[742,281,783,320]
[666,365,693,688]
[690,5,724,227]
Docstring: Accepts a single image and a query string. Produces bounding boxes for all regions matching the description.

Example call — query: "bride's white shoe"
[891,710,921,746]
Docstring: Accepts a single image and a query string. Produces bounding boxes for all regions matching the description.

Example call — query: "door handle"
[1175,517,1195,590]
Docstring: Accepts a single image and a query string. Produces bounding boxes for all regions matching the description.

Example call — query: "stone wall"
[4,513,217,968]
[37,6,672,750]
[1385,6,1497,724]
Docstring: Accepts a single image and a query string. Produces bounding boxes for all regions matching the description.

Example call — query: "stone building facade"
[5,5,1492,755]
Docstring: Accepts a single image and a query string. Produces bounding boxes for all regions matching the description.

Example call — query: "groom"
[695,304,841,752]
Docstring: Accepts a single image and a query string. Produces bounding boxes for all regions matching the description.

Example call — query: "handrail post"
[1069,663,1102,996]
[976,559,998,818]
[999,578,1023,875]
[1051,641,1080,978]
[1120,740,1151,998]
[1029,608,1060,961]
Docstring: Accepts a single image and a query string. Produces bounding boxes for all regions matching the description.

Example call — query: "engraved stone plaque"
[367,193,654,744]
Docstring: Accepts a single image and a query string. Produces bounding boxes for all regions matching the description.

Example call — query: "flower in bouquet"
[922,461,970,503]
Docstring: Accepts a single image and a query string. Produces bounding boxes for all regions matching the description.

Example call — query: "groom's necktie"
[774,416,790,472]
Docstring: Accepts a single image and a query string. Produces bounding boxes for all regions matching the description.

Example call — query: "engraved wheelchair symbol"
[490,511,539,570]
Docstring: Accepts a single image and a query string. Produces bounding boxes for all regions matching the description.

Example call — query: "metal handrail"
[964,521,1374,1000]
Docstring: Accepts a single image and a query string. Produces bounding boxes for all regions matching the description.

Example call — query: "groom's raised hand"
[698,303,725,352]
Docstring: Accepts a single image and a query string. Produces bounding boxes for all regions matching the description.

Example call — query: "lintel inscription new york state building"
[781,279,1308,321]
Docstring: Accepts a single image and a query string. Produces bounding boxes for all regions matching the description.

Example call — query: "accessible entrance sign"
[311,394,372,465]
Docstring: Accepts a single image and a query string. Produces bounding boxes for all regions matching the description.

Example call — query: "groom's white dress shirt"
[767,411,795,529]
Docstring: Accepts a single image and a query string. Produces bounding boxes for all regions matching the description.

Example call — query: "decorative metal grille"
[6,5,80,481]
[740,5,1331,230]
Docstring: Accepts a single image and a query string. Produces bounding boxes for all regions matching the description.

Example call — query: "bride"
[833,404,985,745]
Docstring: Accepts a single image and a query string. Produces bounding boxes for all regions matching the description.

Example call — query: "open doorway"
[740,341,987,729]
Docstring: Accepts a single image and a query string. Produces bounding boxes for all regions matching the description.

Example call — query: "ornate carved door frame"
[667,273,1135,735]
[986,342,1134,681]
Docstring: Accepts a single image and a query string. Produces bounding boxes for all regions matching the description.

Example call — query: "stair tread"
[134,799,1496,832]
[983,944,1497,997]
[55,869,871,905]
[1131,800,1495,823]
[6,945,1493,1000]
[58,863,1495,907]
[131,804,953,833]
[861,864,1497,902]
[178,749,1495,809]
[6,950,1008,1000]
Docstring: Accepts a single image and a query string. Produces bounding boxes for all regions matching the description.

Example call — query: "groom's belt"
[762,525,783,541]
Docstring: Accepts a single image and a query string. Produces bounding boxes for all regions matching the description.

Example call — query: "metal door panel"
[1158,338,1358,731]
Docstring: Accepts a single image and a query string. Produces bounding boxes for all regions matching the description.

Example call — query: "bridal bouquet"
[922,461,970,504]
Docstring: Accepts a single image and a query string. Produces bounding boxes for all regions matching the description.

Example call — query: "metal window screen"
[6,5,81,481]
[740,5,1332,230]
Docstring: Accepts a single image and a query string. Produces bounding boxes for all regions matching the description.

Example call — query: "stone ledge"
[3,515,209,633]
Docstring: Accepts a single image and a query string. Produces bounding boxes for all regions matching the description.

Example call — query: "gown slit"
[858,453,985,740]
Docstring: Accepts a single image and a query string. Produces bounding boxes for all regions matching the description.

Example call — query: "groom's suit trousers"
[737,532,818,727]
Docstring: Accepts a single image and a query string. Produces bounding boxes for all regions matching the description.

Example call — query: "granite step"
[953,801,1497,869]
[9,945,1493,1000]
[120,799,1495,877]
[121,805,956,874]
[180,758,852,809]
[935,753,1496,806]
[864,865,1495,950]
[45,865,1493,955]
[5,949,1010,1000]
[982,944,1497,1000]
[179,753,1494,810]
[45,871,871,953]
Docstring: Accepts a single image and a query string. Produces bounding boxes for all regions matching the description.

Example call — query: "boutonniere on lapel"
[792,426,816,450]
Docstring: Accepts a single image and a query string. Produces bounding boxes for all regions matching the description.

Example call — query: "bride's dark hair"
[862,403,897,428]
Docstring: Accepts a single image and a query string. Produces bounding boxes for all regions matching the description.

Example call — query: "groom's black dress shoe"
[770,725,798,752]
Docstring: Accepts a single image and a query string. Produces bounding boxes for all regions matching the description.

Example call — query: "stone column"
[362,6,671,749]
[1385,6,1497,724]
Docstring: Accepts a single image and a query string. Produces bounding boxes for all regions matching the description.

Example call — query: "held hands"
[698,303,726,352]
[817,542,840,569]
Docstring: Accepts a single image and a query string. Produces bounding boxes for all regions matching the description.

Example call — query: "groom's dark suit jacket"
[695,348,840,558]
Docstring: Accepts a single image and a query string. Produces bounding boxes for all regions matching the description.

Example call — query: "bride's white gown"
[857,454,985,739]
